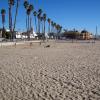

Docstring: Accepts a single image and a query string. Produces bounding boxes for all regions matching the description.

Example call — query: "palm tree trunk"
[2,14,5,28]
[9,4,12,39]
[35,16,37,33]
[48,23,50,33]
[3,23,4,30]
[25,16,27,40]
[38,19,40,34]
[30,17,32,37]
[11,15,13,39]
[43,21,45,40]
[38,18,39,33]
[30,17,32,30]
[41,21,43,40]
[28,15,30,40]
[2,16,5,38]
[51,25,53,33]
[25,15,28,40]
[37,18,40,39]
[9,6,10,31]
[42,22,43,34]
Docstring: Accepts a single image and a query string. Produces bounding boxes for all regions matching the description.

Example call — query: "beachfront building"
[80,30,93,40]
[16,31,37,39]
[0,28,37,40]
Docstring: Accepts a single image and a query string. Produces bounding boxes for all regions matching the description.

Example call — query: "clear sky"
[0,0,100,34]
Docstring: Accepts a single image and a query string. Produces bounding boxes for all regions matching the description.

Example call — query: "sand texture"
[0,41,100,100]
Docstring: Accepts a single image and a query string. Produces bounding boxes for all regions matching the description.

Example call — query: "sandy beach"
[0,40,100,100]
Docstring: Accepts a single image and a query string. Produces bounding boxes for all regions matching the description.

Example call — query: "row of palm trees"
[1,0,63,40]
[23,0,63,40]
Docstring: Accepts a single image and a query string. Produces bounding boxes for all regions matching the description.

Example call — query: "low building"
[80,30,93,40]
[16,31,37,39]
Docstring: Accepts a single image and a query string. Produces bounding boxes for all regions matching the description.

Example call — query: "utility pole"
[95,26,98,40]
[94,26,98,43]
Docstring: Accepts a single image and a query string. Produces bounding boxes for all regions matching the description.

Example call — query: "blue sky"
[0,0,100,34]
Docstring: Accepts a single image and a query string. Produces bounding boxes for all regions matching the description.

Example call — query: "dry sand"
[0,41,100,100]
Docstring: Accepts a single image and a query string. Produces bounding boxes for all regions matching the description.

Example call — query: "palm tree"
[1,9,6,29]
[26,9,31,40]
[38,9,42,15]
[53,22,56,32]
[37,9,42,35]
[13,0,20,33]
[56,24,62,39]
[26,4,34,40]
[29,4,34,29]
[43,13,46,40]
[47,18,51,34]
[33,11,37,33]
[56,24,60,33]
[51,21,54,33]
[24,0,29,34]
[1,9,6,38]
[8,0,14,39]
[24,0,29,9]
[53,22,57,38]
[53,22,57,29]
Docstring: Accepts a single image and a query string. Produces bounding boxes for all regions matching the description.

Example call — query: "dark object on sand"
[45,45,50,48]
[40,42,41,45]
[30,42,32,46]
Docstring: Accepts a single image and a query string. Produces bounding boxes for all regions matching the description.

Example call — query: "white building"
[16,31,37,39]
